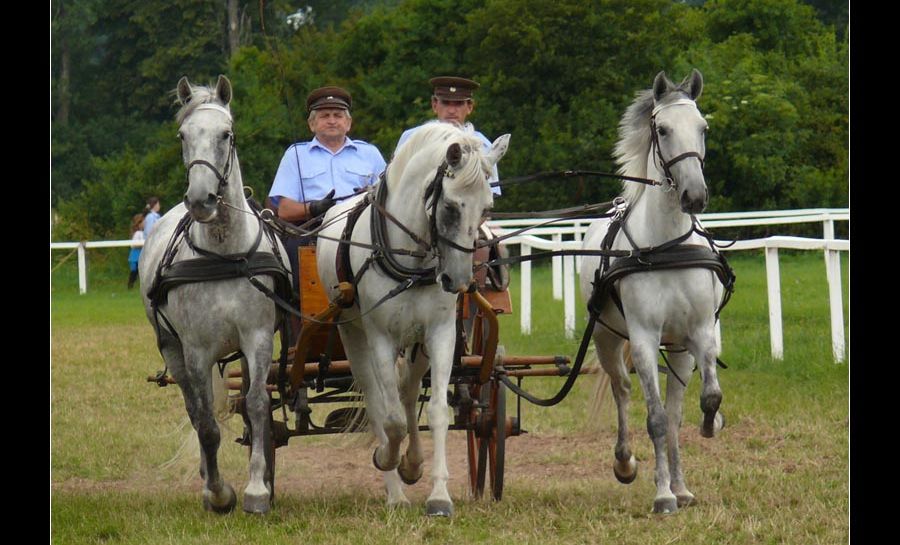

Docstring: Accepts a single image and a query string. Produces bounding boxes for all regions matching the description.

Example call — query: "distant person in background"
[127,213,145,289]
[143,197,161,237]
[396,76,501,195]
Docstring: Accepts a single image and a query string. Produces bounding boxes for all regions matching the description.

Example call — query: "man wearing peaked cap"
[306,85,352,111]
[268,85,386,331]
[396,76,501,195]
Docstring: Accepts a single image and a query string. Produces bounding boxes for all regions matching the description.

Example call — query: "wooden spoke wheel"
[466,379,507,501]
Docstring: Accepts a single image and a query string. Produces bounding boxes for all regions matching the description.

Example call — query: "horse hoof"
[700,411,725,438]
[373,449,388,471]
[652,496,679,515]
[425,499,454,517]
[676,492,696,508]
[202,484,236,514]
[243,492,271,515]
[613,456,638,484]
[398,455,424,485]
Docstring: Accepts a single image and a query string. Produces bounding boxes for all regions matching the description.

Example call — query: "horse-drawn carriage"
[144,70,732,516]
[219,238,583,503]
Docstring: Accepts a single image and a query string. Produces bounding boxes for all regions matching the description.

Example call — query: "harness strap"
[370,176,438,285]
[497,312,598,407]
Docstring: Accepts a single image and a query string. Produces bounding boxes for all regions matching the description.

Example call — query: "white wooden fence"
[485,208,849,362]
[50,208,849,362]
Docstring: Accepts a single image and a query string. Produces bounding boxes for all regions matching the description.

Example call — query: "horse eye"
[222,131,232,140]
[657,127,668,137]
[176,132,183,140]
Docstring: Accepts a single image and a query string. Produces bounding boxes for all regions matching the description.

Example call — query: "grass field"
[50,250,849,544]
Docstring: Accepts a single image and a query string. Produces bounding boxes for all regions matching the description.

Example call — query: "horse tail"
[331,377,374,448]
[159,366,237,479]
[586,343,635,434]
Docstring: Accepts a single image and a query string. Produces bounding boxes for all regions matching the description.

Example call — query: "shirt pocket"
[299,167,330,201]
[344,161,377,187]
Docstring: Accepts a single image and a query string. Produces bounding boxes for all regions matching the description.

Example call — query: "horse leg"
[689,333,724,438]
[240,333,274,514]
[594,329,637,484]
[423,327,455,517]
[366,335,406,473]
[663,349,696,507]
[172,346,236,513]
[397,344,429,486]
[629,333,679,514]
[342,326,408,507]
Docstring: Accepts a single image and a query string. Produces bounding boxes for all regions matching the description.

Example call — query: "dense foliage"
[51,0,848,240]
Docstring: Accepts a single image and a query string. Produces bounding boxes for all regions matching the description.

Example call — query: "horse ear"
[682,69,703,101]
[177,76,193,105]
[215,75,232,106]
[446,143,463,168]
[487,134,511,166]
[653,71,674,102]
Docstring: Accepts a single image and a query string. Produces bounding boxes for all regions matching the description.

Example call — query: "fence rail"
[51,208,849,362]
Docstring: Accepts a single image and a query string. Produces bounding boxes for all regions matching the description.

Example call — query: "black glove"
[307,189,336,217]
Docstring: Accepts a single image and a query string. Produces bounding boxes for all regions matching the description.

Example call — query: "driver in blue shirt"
[396,76,500,195]
[268,86,387,318]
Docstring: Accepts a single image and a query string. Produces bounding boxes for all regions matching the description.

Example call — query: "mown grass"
[50,250,849,544]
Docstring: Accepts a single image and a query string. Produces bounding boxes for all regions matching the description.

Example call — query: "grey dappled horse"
[140,76,289,514]
[316,122,509,516]
[580,70,727,514]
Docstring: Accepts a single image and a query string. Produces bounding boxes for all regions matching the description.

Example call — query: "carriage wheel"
[466,379,507,501]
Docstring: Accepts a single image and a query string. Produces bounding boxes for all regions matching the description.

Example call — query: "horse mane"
[388,121,486,191]
[174,83,229,124]
[614,84,695,204]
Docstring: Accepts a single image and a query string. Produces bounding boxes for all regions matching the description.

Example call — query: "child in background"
[127,213,144,289]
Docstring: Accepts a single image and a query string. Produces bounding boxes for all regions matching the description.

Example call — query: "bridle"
[368,158,483,288]
[424,161,479,255]
[182,103,237,203]
[649,98,706,191]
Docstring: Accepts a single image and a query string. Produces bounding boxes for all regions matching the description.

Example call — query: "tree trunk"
[56,2,70,125]
[227,0,240,57]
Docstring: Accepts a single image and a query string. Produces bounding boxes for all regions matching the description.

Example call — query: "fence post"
[765,245,783,361]
[574,221,583,271]
[520,244,532,335]
[77,242,88,295]
[821,216,845,362]
[563,254,575,339]
[825,247,846,363]
[552,233,562,300]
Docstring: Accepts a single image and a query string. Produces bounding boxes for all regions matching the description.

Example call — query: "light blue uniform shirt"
[143,211,161,236]
[396,122,501,195]
[268,136,387,207]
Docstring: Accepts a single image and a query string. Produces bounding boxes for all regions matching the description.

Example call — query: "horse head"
[650,69,708,214]
[176,75,237,223]
[430,133,509,293]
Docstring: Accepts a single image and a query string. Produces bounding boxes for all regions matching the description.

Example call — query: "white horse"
[316,122,510,516]
[579,70,729,514]
[140,76,290,514]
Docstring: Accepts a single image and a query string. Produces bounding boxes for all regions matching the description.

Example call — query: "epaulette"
[285,141,310,152]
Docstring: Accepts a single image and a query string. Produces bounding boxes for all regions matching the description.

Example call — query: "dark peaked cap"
[429,76,480,100]
[307,86,352,112]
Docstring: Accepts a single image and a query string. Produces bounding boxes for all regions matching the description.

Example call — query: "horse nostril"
[439,274,453,292]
